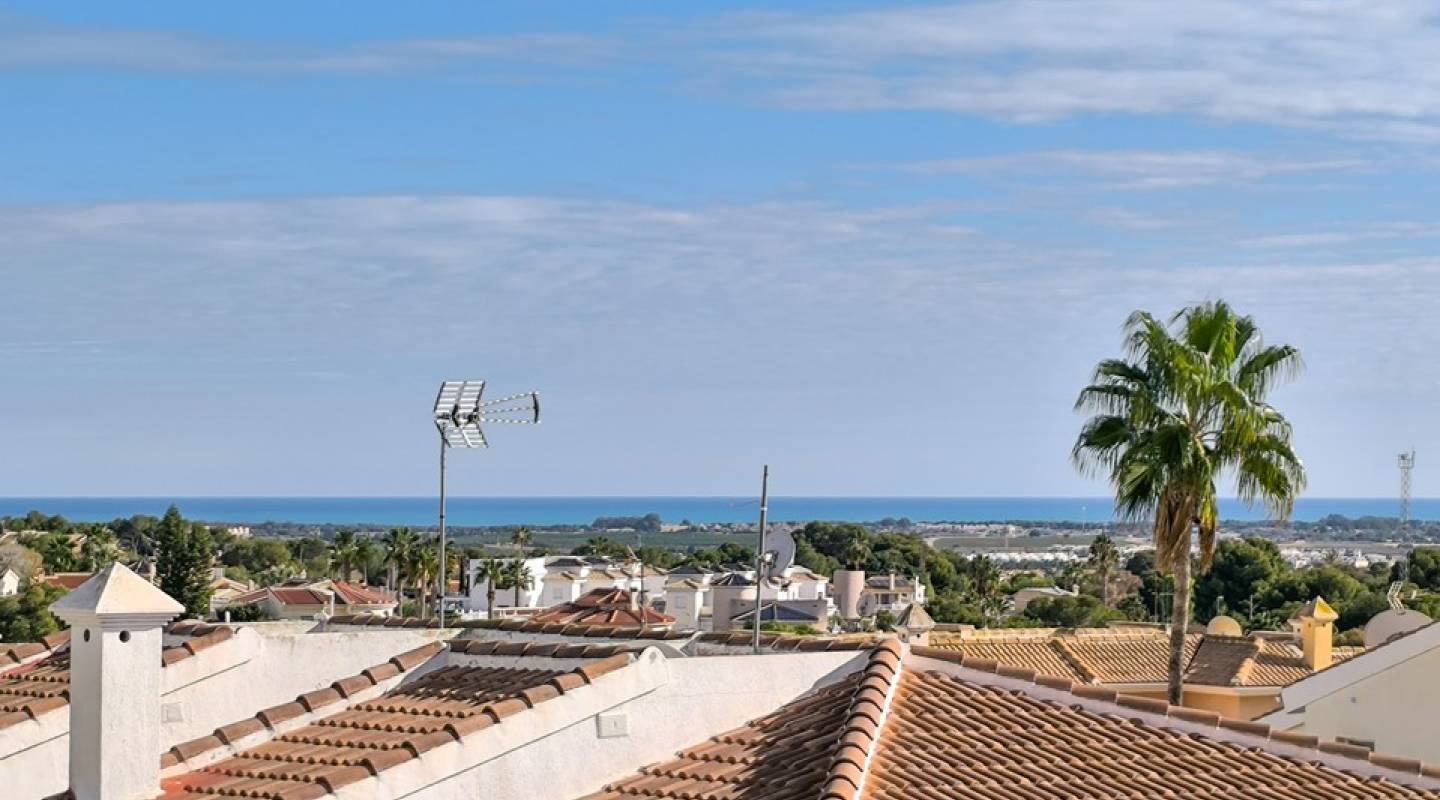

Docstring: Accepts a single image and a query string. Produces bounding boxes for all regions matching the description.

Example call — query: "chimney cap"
[1290,596,1339,624]
[50,563,184,623]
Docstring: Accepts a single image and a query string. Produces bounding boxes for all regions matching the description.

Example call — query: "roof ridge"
[447,638,645,660]
[0,629,69,674]
[1230,634,1264,686]
[160,640,447,774]
[820,639,904,800]
[1049,637,1099,684]
[909,645,1440,789]
[329,613,694,640]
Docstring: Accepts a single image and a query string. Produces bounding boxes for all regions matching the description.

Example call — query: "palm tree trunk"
[1167,551,1191,705]
[487,586,496,620]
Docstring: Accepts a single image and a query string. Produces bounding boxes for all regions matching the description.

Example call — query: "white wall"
[335,647,867,800]
[3,623,450,799]
[1273,643,1440,761]
[465,558,549,611]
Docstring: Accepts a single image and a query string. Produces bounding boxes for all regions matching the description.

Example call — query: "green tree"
[1405,548,1440,590]
[0,581,66,642]
[330,530,359,582]
[1024,595,1121,628]
[573,536,627,559]
[1193,538,1286,623]
[383,527,418,595]
[842,537,872,570]
[965,555,1001,600]
[412,543,438,618]
[510,526,533,556]
[1087,535,1120,606]
[353,537,380,585]
[479,559,507,620]
[1073,301,1306,703]
[506,561,534,606]
[154,506,214,617]
[23,532,79,572]
[78,528,121,572]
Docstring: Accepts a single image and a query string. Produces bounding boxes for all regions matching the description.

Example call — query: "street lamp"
[433,380,541,626]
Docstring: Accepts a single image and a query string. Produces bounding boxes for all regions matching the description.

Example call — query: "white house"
[1261,614,1440,761]
[1011,584,1079,613]
[0,566,20,597]
[466,557,671,616]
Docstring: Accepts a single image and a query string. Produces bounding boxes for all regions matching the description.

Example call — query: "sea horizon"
[0,496,1429,527]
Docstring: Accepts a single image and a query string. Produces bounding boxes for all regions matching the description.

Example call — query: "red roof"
[531,588,675,627]
[40,573,93,591]
[268,587,331,606]
[330,581,394,605]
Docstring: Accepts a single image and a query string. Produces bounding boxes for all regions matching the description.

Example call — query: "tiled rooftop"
[328,582,394,605]
[328,613,693,640]
[583,640,903,800]
[39,572,94,591]
[530,588,676,627]
[162,643,634,800]
[0,629,68,672]
[928,629,1359,687]
[583,641,1440,800]
[0,622,234,730]
[866,668,1434,800]
[0,648,71,728]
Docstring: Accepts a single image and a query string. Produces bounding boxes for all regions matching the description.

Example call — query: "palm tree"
[330,530,359,582]
[966,554,1000,600]
[506,561,534,607]
[353,537,379,586]
[1087,534,1120,605]
[79,528,120,572]
[1073,301,1305,704]
[510,526,533,557]
[842,537,872,571]
[382,527,417,595]
[480,559,508,620]
[413,544,439,618]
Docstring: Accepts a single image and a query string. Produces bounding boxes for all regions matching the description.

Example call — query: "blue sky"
[2,1,1439,498]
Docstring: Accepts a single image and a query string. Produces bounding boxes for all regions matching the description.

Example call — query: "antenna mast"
[1399,450,1416,531]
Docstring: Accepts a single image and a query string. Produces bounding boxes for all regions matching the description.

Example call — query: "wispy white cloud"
[1242,221,1440,248]
[0,19,616,73]
[887,149,1374,189]
[2,193,1436,363]
[709,1,1440,135]
[5,193,1439,495]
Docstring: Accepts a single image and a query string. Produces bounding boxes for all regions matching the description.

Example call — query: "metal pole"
[752,465,769,654]
[438,437,448,627]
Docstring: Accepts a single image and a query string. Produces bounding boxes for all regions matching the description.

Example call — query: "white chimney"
[51,563,184,800]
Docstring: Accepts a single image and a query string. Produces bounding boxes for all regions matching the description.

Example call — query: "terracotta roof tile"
[928,628,1354,688]
[530,589,675,628]
[583,643,903,800]
[40,573,93,591]
[864,668,1439,800]
[589,642,1439,800]
[164,645,631,798]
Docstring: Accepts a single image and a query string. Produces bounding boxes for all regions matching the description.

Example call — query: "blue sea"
[0,496,1430,526]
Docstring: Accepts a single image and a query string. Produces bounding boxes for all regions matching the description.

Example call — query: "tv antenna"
[432,380,541,626]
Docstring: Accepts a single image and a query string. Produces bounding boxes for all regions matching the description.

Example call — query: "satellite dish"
[1364,609,1432,648]
[1206,615,1243,637]
[760,529,796,579]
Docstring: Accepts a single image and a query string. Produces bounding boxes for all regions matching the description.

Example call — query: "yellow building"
[926,598,1361,719]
